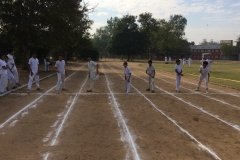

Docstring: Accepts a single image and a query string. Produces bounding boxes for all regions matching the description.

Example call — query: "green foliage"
[0,0,94,67]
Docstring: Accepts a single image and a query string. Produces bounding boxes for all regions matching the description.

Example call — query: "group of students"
[122,58,211,94]
[0,49,20,93]
[175,58,211,93]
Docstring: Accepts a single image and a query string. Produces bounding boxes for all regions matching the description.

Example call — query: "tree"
[108,15,147,61]
[221,44,236,56]
[0,0,93,68]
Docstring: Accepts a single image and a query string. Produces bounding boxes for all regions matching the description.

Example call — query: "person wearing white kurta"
[0,55,9,93]
[55,55,67,94]
[188,58,192,67]
[175,60,183,92]
[179,58,183,65]
[168,57,171,63]
[182,58,186,67]
[164,57,168,63]
[27,53,40,92]
[5,56,17,89]
[7,49,20,85]
[195,61,209,93]
[123,62,131,93]
[146,60,155,93]
[87,56,104,92]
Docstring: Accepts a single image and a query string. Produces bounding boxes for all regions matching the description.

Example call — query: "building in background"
[220,40,233,45]
[190,44,221,60]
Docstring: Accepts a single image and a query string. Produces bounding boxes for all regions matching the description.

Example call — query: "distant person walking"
[168,57,171,63]
[195,61,209,93]
[7,49,20,86]
[55,55,67,94]
[0,54,9,93]
[188,57,192,67]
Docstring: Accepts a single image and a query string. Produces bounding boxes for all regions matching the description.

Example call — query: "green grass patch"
[138,61,240,90]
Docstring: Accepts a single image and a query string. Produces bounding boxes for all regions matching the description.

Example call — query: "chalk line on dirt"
[0,64,86,129]
[102,64,141,160]
[108,64,222,160]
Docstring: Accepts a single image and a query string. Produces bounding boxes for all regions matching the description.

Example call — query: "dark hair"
[148,59,152,63]
[32,52,37,55]
[9,48,14,53]
[176,60,180,63]
[5,55,9,59]
[123,62,128,65]
[58,55,63,57]
[203,61,208,65]
[87,55,91,58]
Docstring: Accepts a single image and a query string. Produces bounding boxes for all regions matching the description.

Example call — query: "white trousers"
[188,62,191,67]
[125,76,131,93]
[12,68,19,83]
[89,71,99,90]
[8,71,16,87]
[176,75,181,91]
[198,75,208,89]
[148,76,155,91]
[27,72,40,90]
[0,74,8,93]
[56,73,65,91]
[44,62,50,71]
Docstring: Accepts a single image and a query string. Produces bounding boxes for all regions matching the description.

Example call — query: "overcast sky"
[88,0,240,45]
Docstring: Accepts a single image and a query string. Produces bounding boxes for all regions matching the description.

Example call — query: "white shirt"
[146,65,155,77]
[175,65,182,75]
[169,57,171,61]
[0,60,7,75]
[124,66,131,76]
[7,54,16,69]
[28,57,39,73]
[207,59,211,69]
[179,59,182,63]
[188,58,192,63]
[88,60,97,72]
[7,61,13,74]
[55,60,66,74]
[44,59,47,64]
[199,66,209,77]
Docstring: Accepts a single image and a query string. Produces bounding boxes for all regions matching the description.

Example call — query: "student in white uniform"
[44,57,50,72]
[146,60,155,93]
[5,56,17,89]
[87,56,104,92]
[0,55,9,93]
[188,57,192,68]
[55,55,67,94]
[195,61,209,93]
[168,57,171,63]
[179,58,183,65]
[207,59,212,72]
[182,58,186,67]
[7,49,20,86]
[123,62,131,93]
[27,53,40,93]
[175,59,184,92]
[164,57,168,63]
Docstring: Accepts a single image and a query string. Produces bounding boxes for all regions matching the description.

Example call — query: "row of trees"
[0,0,98,68]
[92,13,193,61]
[221,37,240,56]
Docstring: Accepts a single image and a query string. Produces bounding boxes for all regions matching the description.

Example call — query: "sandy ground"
[0,61,239,160]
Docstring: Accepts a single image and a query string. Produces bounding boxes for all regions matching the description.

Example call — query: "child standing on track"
[87,56,104,92]
[27,53,40,93]
[0,55,9,93]
[55,55,67,94]
[123,62,131,93]
[195,61,209,93]
[146,60,155,93]
[175,59,183,92]
[5,56,17,89]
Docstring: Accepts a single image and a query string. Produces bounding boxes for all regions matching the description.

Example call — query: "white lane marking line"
[50,75,88,146]
[10,92,240,96]
[102,65,141,160]
[113,64,240,132]
[0,65,86,129]
[108,64,221,160]
[146,70,240,110]
[9,120,18,127]
[160,72,240,98]
[43,75,88,160]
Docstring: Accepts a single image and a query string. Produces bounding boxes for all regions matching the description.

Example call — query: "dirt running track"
[0,61,240,160]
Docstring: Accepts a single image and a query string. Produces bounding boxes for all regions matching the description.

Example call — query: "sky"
[87,0,240,45]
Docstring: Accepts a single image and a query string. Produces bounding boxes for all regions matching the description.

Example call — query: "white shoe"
[195,88,199,91]
[27,89,30,93]
[206,90,209,93]
[56,91,59,94]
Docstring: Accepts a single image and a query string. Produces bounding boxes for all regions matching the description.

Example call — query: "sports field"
[0,60,240,160]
